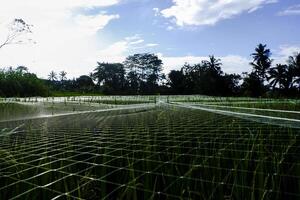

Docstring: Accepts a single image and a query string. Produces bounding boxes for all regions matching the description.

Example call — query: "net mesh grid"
[0,104,299,199]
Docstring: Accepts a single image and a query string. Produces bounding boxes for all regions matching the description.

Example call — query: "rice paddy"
[0,96,299,200]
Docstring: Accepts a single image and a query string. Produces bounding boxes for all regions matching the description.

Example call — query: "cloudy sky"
[0,0,299,78]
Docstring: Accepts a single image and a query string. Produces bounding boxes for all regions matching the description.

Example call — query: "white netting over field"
[0,99,300,200]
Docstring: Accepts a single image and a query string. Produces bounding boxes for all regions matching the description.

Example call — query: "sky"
[0,0,300,79]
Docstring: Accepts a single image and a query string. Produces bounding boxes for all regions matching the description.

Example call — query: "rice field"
[0,96,300,200]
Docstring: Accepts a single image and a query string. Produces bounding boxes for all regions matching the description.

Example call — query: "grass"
[0,96,300,199]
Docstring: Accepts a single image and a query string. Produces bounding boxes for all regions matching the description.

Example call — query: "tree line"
[0,44,300,97]
[0,66,48,97]
[169,44,300,97]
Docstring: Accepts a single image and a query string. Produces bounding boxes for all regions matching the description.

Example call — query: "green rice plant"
[0,96,300,199]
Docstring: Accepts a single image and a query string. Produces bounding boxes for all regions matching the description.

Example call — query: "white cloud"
[129,39,145,45]
[0,0,121,78]
[277,45,300,57]
[97,41,129,63]
[272,45,300,65]
[125,34,141,41]
[153,8,160,17]
[167,26,175,31]
[96,35,160,63]
[75,14,119,35]
[146,43,159,47]
[96,35,156,63]
[161,0,277,26]
[278,4,300,16]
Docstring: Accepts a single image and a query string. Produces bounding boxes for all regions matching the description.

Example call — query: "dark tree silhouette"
[59,71,67,82]
[268,64,291,90]
[93,62,125,94]
[124,53,163,94]
[221,73,241,96]
[250,44,272,81]
[167,57,240,96]
[48,71,57,82]
[76,75,94,93]
[204,55,222,74]
[168,69,186,94]
[241,72,265,97]
[288,52,300,89]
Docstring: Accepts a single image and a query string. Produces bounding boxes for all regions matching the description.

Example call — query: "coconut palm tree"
[48,71,57,82]
[288,52,300,88]
[204,55,222,74]
[59,71,67,82]
[268,64,291,90]
[250,44,272,81]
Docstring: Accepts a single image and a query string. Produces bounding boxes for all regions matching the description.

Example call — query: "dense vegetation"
[1,44,300,97]
[0,66,48,97]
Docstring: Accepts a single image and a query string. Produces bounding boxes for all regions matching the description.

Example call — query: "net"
[0,102,300,199]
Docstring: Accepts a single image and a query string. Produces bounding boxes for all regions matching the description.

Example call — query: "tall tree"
[198,56,224,95]
[93,62,125,94]
[268,64,291,90]
[123,53,163,94]
[250,44,272,81]
[48,71,57,82]
[168,70,186,94]
[204,55,222,74]
[221,73,241,96]
[59,71,67,82]
[241,72,265,97]
[288,52,300,88]
[76,75,94,93]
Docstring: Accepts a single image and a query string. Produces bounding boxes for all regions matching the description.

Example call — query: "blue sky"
[0,0,300,78]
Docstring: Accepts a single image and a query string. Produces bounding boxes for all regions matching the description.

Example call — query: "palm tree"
[288,52,300,88]
[268,64,291,90]
[59,71,67,82]
[204,55,222,74]
[250,44,272,81]
[48,71,57,82]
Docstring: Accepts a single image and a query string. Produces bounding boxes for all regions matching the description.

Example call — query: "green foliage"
[268,64,292,90]
[241,72,266,97]
[167,56,241,96]
[124,53,164,94]
[288,52,300,88]
[93,62,125,94]
[250,44,272,81]
[0,67,48,97]
[76,75,94,93]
